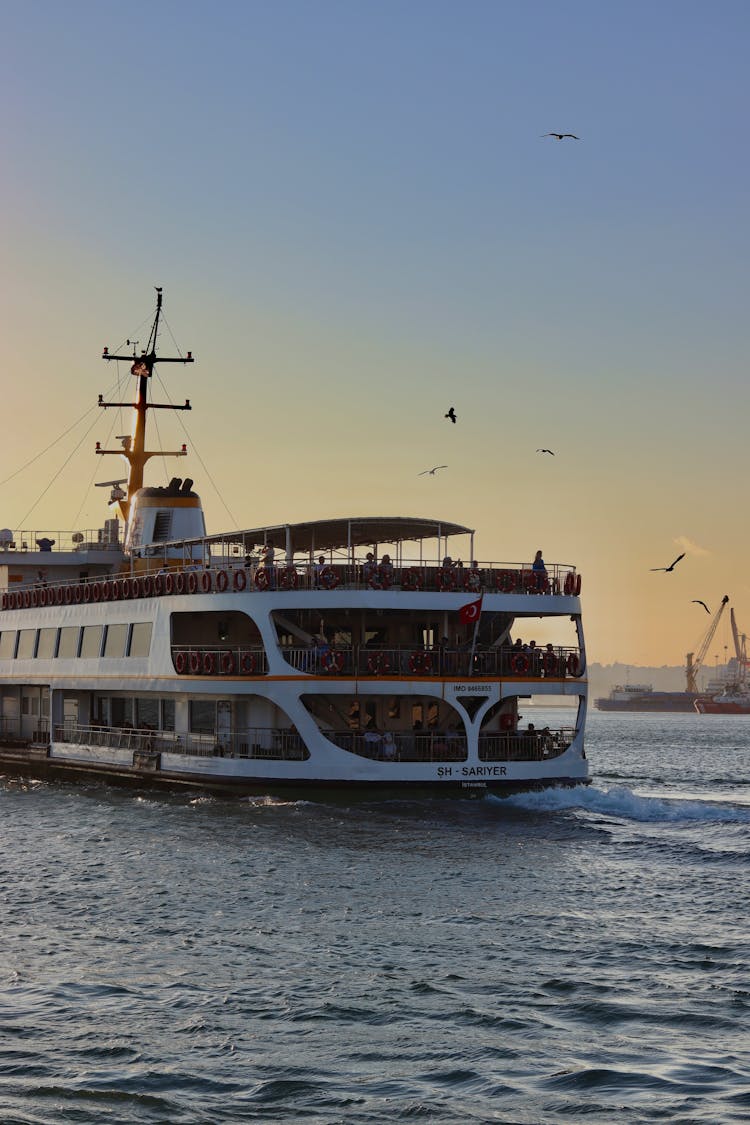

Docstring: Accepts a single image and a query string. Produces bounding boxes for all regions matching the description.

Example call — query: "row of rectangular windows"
[0,622,153,661]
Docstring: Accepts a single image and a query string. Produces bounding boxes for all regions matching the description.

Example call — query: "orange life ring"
[189,651,201,674]
[367,653,391,675]
[564,571,575,595]
[174,651,187,674]
[408,651,433,674]
[240,651,256,674]
[542,651,558,675]
[522,571,539,592]
[142,575,153,597]
[510,653,530,675]
[436,568,457,591]
[102,580,113,600]
[463,568,481,591]
[575,573,582,596]
[254,568,271,590]
[187,571,198,595]
[203,651,216,675]
[566,652,580,676]
[200,571,212,593]
[367,570,383,589]
[73,585,83,604]
[31,589,40,608]
[221,650,236,675]
[1,593,7,610]
[55,587,64,606]
[119,578,130,599]
[64,585,73,605]
[321,649,344,673]
[91,582,101,602]
[81,583,91,603]
[165,572,175,595]
[319,565,339,590]
[279,567,299,590]
[495,569,516,593]
[216,570,229,592]
[233,569,247,592]
[401,567,423,590]
[175,572,186,594]
[152,574,164,596]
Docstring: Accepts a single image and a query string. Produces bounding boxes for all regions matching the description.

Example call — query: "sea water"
[1,711,749,1124]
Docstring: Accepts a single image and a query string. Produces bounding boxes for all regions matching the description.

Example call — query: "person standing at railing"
[258,545,276,590]
[313,555,326,587]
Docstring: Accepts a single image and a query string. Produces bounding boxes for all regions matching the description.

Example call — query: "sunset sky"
[1,1,748,668]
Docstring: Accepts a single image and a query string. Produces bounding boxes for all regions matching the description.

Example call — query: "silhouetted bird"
[536,448,555,455]
[445,407,457,424]
[419,465,448,476]
[650,553,686,572]
[542,133,579,140]
[692,600,711,614]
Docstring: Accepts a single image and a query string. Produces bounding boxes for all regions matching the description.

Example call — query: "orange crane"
[686,595,729,693]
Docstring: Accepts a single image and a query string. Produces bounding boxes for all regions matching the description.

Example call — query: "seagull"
[692,600,711,614]
[541,133,579,140]
[445,407,457,424]
[419,465,448,476]
[650,553,686,572]
[536,448,555,455]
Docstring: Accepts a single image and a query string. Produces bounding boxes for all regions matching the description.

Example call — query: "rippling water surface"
[2,711,749,1123]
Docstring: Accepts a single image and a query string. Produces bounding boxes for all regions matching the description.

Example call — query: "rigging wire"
[71,403,120,529]
[154,368,240,529]
[17,409,106,529]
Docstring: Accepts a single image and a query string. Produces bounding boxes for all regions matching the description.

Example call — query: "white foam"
[500,784,750,823]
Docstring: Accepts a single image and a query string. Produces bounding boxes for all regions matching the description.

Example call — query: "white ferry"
[0,293,589,799]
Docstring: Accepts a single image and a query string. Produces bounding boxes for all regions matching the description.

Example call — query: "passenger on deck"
[363,728,382,756]
[363,552,377,583]
[381,731,397,760]
[313,555,326,587]
[258,545,276,589]
[379,554,393,584]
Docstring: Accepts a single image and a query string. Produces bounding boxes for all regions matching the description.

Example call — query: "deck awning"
[200,516,474,555]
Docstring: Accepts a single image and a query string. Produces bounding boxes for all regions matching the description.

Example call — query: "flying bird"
[419,465,448,476]
[692,600,711,614]
[650,553,686,572]
[445,407,457,424]
[542,133,579,140]
[536,448,555,455]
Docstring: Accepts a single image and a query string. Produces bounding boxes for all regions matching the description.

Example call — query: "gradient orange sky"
[1,1,748,669]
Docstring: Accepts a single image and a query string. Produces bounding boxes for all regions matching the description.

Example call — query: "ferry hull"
[0,744,589,801]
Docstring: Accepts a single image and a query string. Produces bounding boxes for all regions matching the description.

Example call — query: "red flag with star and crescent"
[459,595,483,625]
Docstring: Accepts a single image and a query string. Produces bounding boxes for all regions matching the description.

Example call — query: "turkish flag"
[459,595,483,624]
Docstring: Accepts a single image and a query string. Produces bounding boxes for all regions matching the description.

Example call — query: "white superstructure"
[0,294,589,799]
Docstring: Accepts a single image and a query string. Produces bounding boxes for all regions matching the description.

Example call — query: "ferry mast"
[97,288,194,523]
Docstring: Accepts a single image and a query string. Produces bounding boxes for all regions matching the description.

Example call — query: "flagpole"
[467,596,483,675]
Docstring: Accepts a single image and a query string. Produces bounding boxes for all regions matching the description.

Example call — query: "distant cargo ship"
[595,685,699,713]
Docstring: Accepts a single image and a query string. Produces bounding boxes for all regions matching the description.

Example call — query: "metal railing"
[1,560,581,610]
[276,644,583,679]
[52,724,309,761]
[478,728,575,762]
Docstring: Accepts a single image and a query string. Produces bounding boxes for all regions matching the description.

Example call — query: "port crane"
[730,608,748,677]
[685,595,729,693]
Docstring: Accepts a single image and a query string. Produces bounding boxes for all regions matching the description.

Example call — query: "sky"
[1,0,748,669]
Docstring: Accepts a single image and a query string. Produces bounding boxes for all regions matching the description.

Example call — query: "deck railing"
[171,643,584,679]
[1,561,581,610]
[41,723,574,764]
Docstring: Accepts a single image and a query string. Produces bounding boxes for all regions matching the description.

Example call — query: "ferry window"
[161,699,175,732]
[427,703,439,728]
[189,699,216,734]
[37,628,57,659]
[411,703,424,728]
[129,622,153,657]
[80,625,103,659]
[103,623,128,658]
[58,627,80,659]
[111,698,133,727]
[135,698,159,729]
[0,632,16,659]
[388,698,400,719]
[22,692,39,716]
[16,629,37,659]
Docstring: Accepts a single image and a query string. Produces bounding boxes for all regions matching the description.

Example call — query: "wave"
[498,784,750,823]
